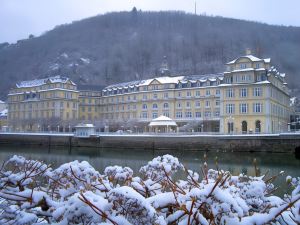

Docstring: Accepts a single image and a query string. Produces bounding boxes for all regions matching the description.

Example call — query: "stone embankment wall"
[0,133,300,153]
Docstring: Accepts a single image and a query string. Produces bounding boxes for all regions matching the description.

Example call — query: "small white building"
[148,115,177,133]
[75,124,96,137]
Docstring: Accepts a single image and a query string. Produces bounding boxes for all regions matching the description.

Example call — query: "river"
[0,146,299,196]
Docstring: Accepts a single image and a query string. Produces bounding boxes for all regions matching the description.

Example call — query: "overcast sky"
[1,0,299,43]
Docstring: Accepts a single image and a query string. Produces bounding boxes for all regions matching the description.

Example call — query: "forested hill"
[1,10,300,99]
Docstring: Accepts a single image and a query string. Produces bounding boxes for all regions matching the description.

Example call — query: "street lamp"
[57,125,60,133]
[134,125,137,133]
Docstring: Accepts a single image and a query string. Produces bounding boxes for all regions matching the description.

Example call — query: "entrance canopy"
[148,115,177,127]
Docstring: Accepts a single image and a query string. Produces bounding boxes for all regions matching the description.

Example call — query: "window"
[163,112,170,117]
[185,111,192,118]
[226,104,235,114]
[195,101,201,108]
[141,112,148,118]
[195,112,201,118]
[205,111,211,117]
[186,101,191,108]
[143,86,148,91]
[163,103,169,109]
[142,104,147,109]
[241,75,246,81]
[153,85,159,90]
[253,87,262,97]
[127,95,130,101]
[226,88,235,98]
[255,63,260,69]
[205,100,210,108]
[214,111,220,117]
[164,92,169,99]
[196,90,200,97]
[143,94,147,100]
[152,103,158,109]
[153,94,158,99]
[216,89,220,96]
[177,92,182,97]
[240,103,248,114]
[176,111,182,118]
[196,82,201,87]
[215,100,220,107]
[187,91,191,97]
[240,63,246,69]
[225,77,231,84]
[253,103,263,113]
[152,112,158,118]
[240,88,247,97]
[206,90,210,96]
[177,102,182,108]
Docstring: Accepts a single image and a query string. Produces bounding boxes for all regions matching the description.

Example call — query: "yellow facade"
[220,55,290,134]
[100,54,291,133]
[6,54,291,134]
[79,90,101,122]
[7,76,79,131]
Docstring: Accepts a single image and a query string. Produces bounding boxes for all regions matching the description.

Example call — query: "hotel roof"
[226,55,271,65]
[103,73,224,90]
[16,75,76,88]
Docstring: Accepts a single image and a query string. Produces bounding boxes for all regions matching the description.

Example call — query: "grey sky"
[1,0,299,43]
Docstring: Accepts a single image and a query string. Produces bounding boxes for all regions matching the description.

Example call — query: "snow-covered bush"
[0,154,299,225]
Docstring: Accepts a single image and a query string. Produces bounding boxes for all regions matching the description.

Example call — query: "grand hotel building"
[7,54,291,134]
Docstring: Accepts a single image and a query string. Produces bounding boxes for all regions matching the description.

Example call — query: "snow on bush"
[0,154,299,225]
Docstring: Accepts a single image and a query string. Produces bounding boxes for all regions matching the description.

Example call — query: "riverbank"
[0,132,300,153]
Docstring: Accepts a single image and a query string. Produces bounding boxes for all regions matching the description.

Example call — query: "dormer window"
[240,64,247,69]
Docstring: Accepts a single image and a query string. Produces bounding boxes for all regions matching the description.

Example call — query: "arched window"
[142,104,147,109]
[152,103,158,109]
[242,121,247,134]
[255,120,261,133]
[163,103,169,109]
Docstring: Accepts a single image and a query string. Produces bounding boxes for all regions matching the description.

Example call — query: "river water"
[0,146,299,195]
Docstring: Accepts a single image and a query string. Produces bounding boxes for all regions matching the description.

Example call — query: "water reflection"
[0,146,299,195]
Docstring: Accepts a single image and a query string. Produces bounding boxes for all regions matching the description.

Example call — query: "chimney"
[245,48,252,55]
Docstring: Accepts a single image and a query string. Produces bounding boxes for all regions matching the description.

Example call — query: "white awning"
[148,116,177,127]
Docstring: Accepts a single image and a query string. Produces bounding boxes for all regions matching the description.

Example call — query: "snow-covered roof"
[149,116,177,127]
[224,68,267,74]
[226,55,271,65]
[0,100,5,104]
[103,73,223,91]
[0,109,8,117]
[16,75,76,88]
[75,123,95,128]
